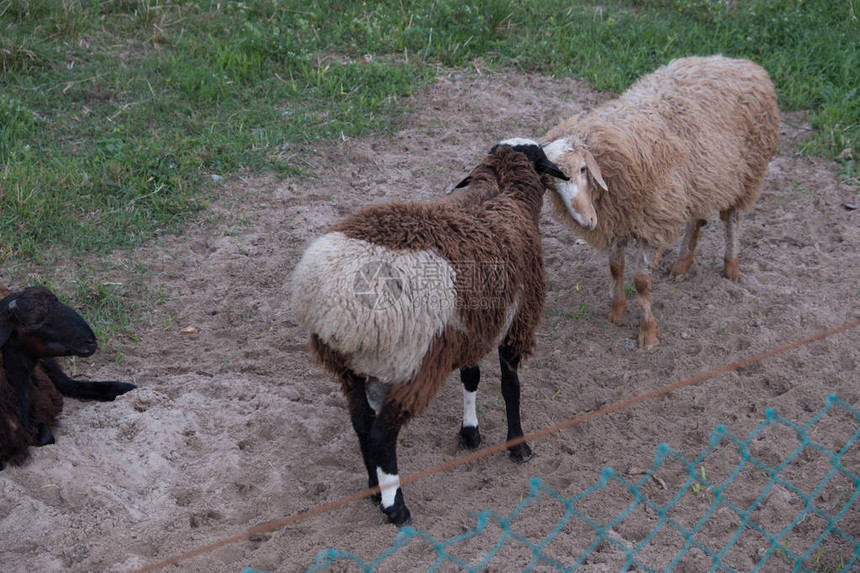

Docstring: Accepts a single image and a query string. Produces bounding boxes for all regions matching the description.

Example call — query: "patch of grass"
[0,33,47,74]
[1,0,433,271]
[14,261,150,344]
[568,304,591,324]
[2,0,856,335]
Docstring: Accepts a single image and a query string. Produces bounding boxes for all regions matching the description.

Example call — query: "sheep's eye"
[579,166,587,175]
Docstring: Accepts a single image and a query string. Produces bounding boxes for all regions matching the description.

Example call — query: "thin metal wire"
[131,318,860,573]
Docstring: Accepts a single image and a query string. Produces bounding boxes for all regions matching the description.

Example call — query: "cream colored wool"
[291,232,459,384]
[543,55,779,251]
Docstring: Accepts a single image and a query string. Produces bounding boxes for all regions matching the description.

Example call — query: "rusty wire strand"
[131,318,860,573]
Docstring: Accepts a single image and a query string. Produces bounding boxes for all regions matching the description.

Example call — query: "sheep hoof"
[637,329,660,349]
[458,426,481,450]
[670,259,692,279]
[723,258,740,282]
[608,304,627,326]
[36,423,55,447]
[100,381,138,401]
[383,501,412,527]
[637,320,659,349]
[388,509,412,528]
[508,443,533,463]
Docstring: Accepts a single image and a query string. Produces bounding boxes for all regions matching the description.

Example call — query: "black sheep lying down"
[0,285,136,469]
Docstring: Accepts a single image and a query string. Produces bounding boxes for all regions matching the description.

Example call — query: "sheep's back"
[621,56,779,216]
[342,198,542,359]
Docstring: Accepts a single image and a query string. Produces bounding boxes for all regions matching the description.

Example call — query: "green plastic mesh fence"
[299,394,860,572]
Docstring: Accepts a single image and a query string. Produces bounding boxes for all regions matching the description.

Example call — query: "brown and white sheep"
[0,285,136,469]
[291,139,568,525]
[542,55,780,348]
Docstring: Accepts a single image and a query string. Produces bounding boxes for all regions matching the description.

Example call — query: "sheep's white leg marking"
[721,208,740,281]
[633,242,659,349]
[675,220,698,263]
[462,389,478,428]
[458,366,482,449]
[376,468,401,509]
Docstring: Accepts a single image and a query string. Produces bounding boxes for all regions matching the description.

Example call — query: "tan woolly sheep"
[542,55,779,348]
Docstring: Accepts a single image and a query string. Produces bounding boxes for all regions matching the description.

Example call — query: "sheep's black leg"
[3,350,34,435]
[39,358,137,401]
[341,373,380,503]
[458,366,481,450]
[498,345,532,463]
[369,403,411,526]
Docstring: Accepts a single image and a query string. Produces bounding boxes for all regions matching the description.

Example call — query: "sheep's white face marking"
[543,138,599,232]
[376,468,400,509]
[542,139,573,161]
[462,389,478,429]
[497,137,541,148]
[554,179,595,231]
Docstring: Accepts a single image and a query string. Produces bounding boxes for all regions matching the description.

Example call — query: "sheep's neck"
[505,185,545,220]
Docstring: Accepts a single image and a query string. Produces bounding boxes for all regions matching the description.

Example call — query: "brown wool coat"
[0,286,64,466]
[307,148,548,418]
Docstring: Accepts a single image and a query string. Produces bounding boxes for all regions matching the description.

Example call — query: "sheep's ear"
[0,296,17,346]
[536,158,569,181]
[454,176,472,189]
[584,149,608,191]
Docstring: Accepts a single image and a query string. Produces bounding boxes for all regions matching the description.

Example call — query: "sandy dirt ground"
[1,69,859,573]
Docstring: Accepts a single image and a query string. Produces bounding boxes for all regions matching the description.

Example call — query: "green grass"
[1,0,857,337]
